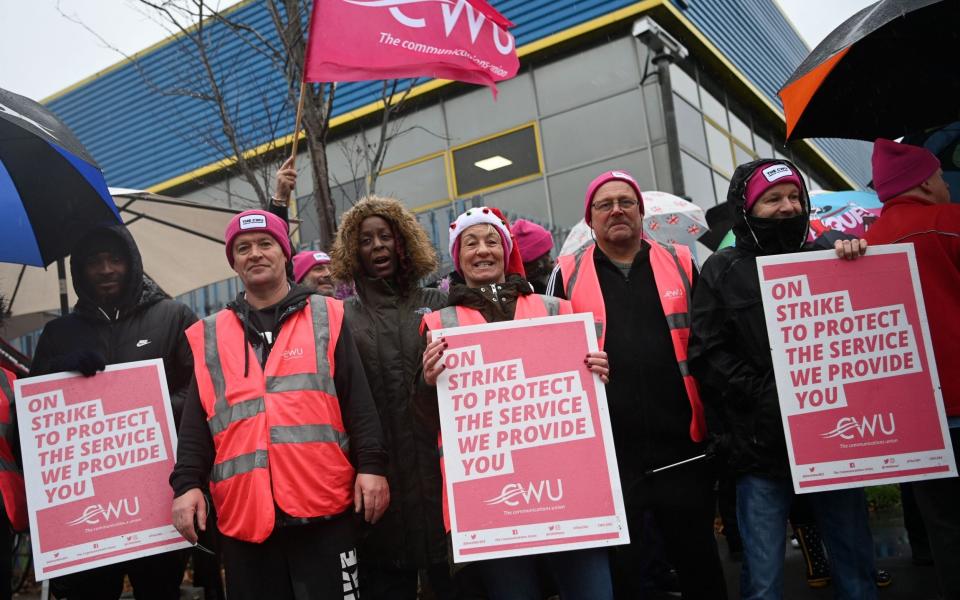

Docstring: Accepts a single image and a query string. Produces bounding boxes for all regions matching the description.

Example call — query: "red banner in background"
[304,0,519,93]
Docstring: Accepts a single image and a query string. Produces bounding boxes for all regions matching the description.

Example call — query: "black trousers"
[611,459,727,600]
[220,518,358,600]
[361,561,456,600]
[361,563,417,600]
[50,548,188,600]
[913,427,960,600]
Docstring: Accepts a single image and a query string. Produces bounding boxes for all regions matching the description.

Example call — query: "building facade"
[23,0,871,335]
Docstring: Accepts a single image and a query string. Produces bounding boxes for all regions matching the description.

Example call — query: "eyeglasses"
[591,198,639,213]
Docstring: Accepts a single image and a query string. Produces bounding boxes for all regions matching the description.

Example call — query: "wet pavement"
[711,509,943,600]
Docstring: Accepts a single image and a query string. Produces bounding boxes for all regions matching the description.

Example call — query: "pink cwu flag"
[303,0,519,93]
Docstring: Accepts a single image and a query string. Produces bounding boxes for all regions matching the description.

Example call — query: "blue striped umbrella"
[0,87,121,267]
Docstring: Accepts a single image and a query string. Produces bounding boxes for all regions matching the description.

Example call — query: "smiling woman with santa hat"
[416,206,612,600]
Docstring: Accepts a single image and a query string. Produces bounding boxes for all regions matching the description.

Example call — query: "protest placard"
[14,359,189,579]
[434,312,628,562]
[758,244,956,493]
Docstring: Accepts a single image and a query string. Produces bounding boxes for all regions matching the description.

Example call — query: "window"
[754,134,774,160]
[734,142,756,168]
[728,111,753,150]
[451,124,542,196]
[713,172,731,207]
[700,87,728,129]
[681,152,716,209]
[675,96,708,160]
[670,64,699,106]
[705,121,736,176]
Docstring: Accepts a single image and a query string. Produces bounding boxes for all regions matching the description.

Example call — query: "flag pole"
[289,80,307,166]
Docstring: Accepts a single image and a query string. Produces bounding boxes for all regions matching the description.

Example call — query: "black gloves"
[705,432,731,461]
[50,350,107,377]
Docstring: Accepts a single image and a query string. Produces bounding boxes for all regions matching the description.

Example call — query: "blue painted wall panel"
[46,0,869,189]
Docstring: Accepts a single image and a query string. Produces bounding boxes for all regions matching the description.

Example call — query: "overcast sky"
[0,0,876,101]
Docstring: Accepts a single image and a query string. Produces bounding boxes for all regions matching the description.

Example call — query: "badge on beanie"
[314,252,329,262]
[239,214,268,230]
[610,170,637,184]
[762,164,793,182]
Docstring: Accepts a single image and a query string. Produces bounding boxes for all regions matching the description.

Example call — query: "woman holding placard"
[418,206,611,600]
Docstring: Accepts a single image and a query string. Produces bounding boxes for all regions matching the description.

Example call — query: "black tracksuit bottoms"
[220,516,358,600]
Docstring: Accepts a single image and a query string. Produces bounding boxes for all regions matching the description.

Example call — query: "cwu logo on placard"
[67,496,141,526]
[484,479,563,507]
[820,413,896,441]
[343,0,515,55]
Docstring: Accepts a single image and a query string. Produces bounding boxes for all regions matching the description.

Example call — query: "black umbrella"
[0,87,121,267]
[779,0,960,141]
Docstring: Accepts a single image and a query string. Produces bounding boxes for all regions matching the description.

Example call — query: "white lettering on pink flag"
[304,0,519,92]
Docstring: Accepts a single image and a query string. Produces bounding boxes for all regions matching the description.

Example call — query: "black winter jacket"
[31,225,197,426]
[345,277,448,568]
[688,158,821,479]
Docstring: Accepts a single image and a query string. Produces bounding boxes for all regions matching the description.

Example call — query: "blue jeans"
[476,547,613,600]
[736,475,876,600]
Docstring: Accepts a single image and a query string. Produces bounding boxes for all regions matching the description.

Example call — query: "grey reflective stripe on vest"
[204,297,337,436]
[439,307,462,329]
[202,315,239,436]
[0,372,13,410]
[300,295,337,396]
[211,450,268,483]
[0,376,24,473]
[537,295,562,316]
[208,398,265,436]
[664,313,690,329]
[270,424,349,451]
[266,372,335,395]
[0,370,17,443]
[677,360,691,377]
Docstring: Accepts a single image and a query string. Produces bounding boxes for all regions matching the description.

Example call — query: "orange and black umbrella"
[779,0,959,141]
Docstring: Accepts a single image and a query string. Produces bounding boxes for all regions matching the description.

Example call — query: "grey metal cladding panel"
[46,0,643,188]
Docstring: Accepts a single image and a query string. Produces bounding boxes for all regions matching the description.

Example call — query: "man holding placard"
[688,159,875,600]
[31,224,197,599]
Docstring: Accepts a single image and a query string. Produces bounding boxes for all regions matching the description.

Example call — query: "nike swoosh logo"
[136,340,151,348]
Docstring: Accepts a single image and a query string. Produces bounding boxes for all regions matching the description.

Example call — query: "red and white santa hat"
[448,206,525,277]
